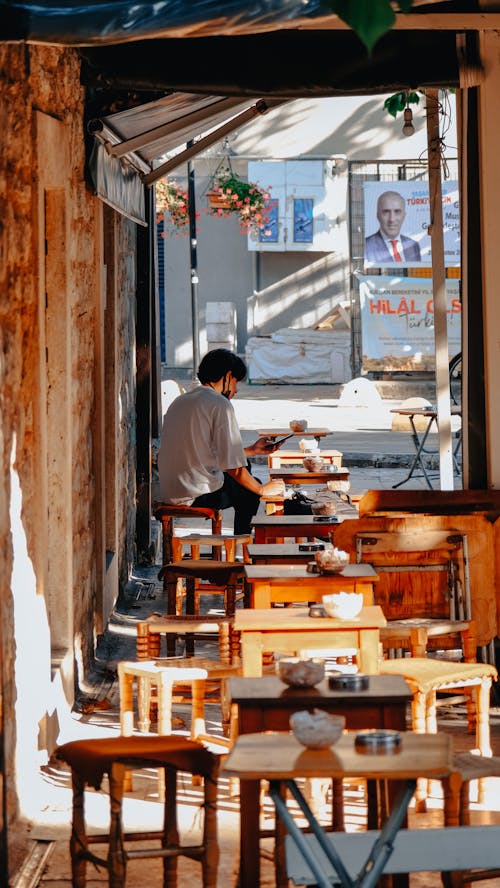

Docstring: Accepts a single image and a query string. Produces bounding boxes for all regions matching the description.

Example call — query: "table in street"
[243,563,378,609]
[390,406,462,490]
[251,509,358,544]
[222,731,451,888]
[234,605,386,677]
[269,465,350,486]
[228,674,412,888]
[258,426,332,446]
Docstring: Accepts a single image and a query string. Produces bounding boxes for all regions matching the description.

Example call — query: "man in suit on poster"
[365,189,421,265]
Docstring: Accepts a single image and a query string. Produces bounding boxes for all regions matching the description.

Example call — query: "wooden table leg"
[240,634,264,677]
[238,779,262,888]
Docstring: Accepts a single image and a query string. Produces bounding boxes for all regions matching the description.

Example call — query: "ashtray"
[313,515,340,523]
[354,730,402,755]
[329,673,369,691]
[306,561,320,573]
[299,543,325,552]
[309,604,327,618]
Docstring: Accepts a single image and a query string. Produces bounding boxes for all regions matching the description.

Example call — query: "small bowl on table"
[289,419,308,432]
[314,547,349,571]
[322,591,363,620]
[277,657,325,689]
[304,456,326,473]
[290,709,345,749]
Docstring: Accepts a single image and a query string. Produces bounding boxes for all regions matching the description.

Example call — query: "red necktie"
[391,240,403,262]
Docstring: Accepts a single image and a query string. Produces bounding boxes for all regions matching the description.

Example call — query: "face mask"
[221,373,232,399]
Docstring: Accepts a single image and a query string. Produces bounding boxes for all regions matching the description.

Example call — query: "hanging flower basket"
[207,191,232,210]
[155,178,198,236]
[206,170,272,235]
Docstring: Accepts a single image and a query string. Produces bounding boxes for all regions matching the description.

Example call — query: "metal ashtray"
[306,561,320,573]
[309,604,327,618]
[313,515,340,523]
[328,673,369,692]
[299,543,325,552]
[354,730,402,755]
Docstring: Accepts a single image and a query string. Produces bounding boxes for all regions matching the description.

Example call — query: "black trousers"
[191,464,260,535]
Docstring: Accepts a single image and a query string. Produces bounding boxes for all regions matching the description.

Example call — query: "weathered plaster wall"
[0,42,113,827]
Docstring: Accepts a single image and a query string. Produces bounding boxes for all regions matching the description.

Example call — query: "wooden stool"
[137,619,241,736]
[118,659,232,796]
[118,660,209,740]
[440,753,500,886]
[157,560,247,655]
[380,657,498,809]
[137,616,239,666]
[153,503,222,564]
[55,735,219,887]
[171,533,252,563]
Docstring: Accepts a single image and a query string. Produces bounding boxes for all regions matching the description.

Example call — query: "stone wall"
[0,42,138,831]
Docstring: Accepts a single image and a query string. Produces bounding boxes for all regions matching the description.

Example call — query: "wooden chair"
[55,735,219,887]
[355,528,475,658]
[153,503,223,565]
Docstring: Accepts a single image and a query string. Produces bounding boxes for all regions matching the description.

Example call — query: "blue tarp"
[1,0,326,45]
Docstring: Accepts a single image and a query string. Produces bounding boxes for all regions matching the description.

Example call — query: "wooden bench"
[285,826,500,886]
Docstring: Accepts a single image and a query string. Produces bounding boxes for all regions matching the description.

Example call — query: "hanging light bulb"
[402,105,415,137]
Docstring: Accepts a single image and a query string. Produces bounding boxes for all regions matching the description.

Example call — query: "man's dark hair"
[197,349,247,384]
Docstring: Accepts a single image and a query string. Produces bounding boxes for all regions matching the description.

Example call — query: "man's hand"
[260,479,286,498]
[245,436,279,457]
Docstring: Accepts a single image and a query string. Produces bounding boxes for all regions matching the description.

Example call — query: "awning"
[87,91,284,222]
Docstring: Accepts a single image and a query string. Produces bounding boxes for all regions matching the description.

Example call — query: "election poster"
[359,275,461,373]
[363,180,460,269]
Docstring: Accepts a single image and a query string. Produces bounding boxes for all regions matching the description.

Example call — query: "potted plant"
[155,178,198,236]
[207,172,272,235]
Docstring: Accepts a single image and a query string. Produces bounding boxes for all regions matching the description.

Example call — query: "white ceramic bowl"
[290,709,345,749]
[277,657,325,688]
[298,438,319,453]
[322,591,363,620]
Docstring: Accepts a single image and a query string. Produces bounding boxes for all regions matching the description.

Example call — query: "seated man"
[157,349,284,534]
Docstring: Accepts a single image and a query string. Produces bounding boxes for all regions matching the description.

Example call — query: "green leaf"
[325,0,396,52]
[383,92,407,118]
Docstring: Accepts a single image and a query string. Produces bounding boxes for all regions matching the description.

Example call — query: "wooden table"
[228,674,412,888]
[235,605,386,677]
[269,465,350,486]
[243,563,378,608]
[258,426,332,446]
[222,731,451,888]
[229,673,411,735]
[269,448,343,468]
[248,542,328,564]
[251,509,358,544]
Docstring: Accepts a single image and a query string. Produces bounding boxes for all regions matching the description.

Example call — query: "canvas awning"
[87,91,284,223]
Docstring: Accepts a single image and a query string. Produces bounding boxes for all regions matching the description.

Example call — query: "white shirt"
[157,385,247,505]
